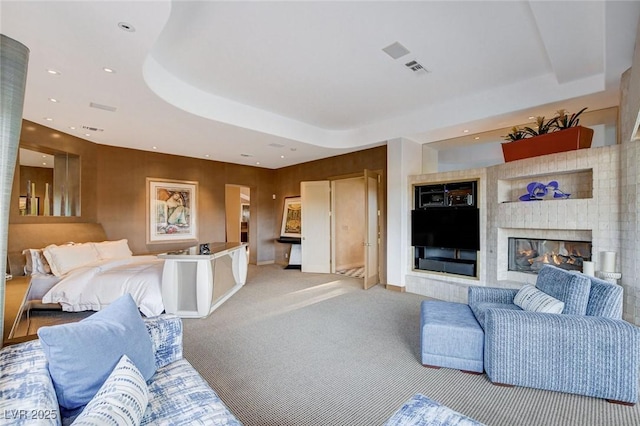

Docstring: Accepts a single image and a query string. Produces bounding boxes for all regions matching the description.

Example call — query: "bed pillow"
[514,285,565,314]
[94,239,133,260]
[37,294,156,414]
[22,248,52,275]
[43,242,101,276]
[71,355,149,426]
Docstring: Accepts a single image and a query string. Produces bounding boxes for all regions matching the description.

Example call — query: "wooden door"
[364,170,380,289]
[301,180,331,273]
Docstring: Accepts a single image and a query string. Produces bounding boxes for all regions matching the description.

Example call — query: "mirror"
[18,148,81,216]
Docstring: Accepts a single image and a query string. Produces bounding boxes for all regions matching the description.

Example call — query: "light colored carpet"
[182,264,640,426]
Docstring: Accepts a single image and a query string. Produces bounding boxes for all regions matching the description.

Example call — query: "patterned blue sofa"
[0,315,241,425]
[468,264,640,404]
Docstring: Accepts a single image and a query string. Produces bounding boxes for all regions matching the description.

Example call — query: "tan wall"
[225,185,241,243]
[275,146,387,282]
[334,177,365,270]
[9,121,386,275]
[18,166,53,215]
[95,145,275,263]
[10,120,98,224]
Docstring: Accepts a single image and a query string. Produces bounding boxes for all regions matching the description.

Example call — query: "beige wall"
[225,185,241,243]
[94,145,275,264]
[9,121,386,274]
[10,120,98,224]
[275,146,387,281]
[334,177,365,270]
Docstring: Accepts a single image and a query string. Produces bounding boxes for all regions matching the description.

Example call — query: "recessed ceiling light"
[69,126,76,130]
[204,154,210,158]
[280,155,285,159]
[152,146,157,150]
[528,116,535,120]
[49,98,58,103]
[42,162,47,166]
[103,67,115,73]
[42,155,47,158]
[44,117,53,121]
[118,22,135,32]
[84,133,91,137]
[463,129,469,133]
[47,69,60,75]
[256,162,260,165]
[474,136,480,140]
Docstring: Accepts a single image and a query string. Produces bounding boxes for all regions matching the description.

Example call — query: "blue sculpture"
[519,181,570,201]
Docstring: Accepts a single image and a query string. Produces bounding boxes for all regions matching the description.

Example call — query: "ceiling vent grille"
[89,102,117,112]
[82,125,104,132]
[268,143,285,148]
[382,42,410,60]
[405,60,428,73]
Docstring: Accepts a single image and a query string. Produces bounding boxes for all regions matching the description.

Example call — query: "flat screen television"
[411,208,480,251]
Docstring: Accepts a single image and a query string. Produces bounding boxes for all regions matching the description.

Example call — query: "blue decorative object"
[519,181,570,201]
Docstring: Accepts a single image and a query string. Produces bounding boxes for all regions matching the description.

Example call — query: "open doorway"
[332,177,365,278]
[225,185,251,258]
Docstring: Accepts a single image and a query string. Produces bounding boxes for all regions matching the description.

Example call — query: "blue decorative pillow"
[38,294,156,415]
[71,355,149,426]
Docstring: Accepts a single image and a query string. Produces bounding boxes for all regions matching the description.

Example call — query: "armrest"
[484,309,640,403]
[144,314,183,369]
[467,286,518,305]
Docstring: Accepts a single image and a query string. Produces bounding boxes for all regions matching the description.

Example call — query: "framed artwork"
[146,178,198,243]
[241,203,250,223]
[280,196,301,238]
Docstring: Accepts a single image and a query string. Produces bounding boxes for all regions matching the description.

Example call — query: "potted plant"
[501,108,593,162]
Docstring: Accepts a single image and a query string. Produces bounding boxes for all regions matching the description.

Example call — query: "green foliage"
[503,108,588,142]
[554,107,588,130]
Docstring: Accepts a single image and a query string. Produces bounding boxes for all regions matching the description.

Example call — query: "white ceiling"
[2,1,639,169]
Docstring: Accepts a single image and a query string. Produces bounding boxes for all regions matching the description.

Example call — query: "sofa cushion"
[535,265,591,315]
[469,302,521,329]
[37,294,156,415]
[141,358,242,425]
[584,276,623,319]
[71,355,148,426]
[514,285,564,314]
[384,393,484,426]
[0,340,60,426]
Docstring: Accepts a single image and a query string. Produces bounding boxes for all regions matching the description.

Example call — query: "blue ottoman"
[420,300,484,373]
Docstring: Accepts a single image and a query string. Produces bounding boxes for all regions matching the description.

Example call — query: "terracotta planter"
[501,126,594,163]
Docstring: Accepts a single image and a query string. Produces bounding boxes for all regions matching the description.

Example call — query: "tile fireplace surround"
[407,142,640,326]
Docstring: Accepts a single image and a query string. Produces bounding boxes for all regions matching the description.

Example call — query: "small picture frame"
[280,196,301,238]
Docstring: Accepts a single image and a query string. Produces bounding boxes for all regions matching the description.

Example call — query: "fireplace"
[508,238,591,274]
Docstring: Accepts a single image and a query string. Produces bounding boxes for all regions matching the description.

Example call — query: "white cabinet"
[158,242,248,318]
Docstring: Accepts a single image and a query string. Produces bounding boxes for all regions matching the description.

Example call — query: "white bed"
[40,256,164,317]
[8,223,165,318]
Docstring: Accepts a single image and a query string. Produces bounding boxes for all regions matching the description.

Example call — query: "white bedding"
[42,256,165,317]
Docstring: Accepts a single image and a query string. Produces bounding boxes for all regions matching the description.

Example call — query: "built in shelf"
[497,169,593,204]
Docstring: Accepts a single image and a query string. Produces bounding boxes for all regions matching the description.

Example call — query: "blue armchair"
[468,265,640,404]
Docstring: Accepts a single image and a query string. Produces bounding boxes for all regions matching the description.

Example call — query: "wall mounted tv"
[411,208,480,251]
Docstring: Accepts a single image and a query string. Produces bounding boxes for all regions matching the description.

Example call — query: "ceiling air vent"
[89,102,117,112]
[82,125,104,132]
[268,143,285,148]
[382,42,410,60]
[405,60,429,74]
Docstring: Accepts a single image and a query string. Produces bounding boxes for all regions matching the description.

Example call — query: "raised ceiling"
[1,1,639,168]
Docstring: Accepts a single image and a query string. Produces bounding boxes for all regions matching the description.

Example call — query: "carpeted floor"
[182,264,640,426]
